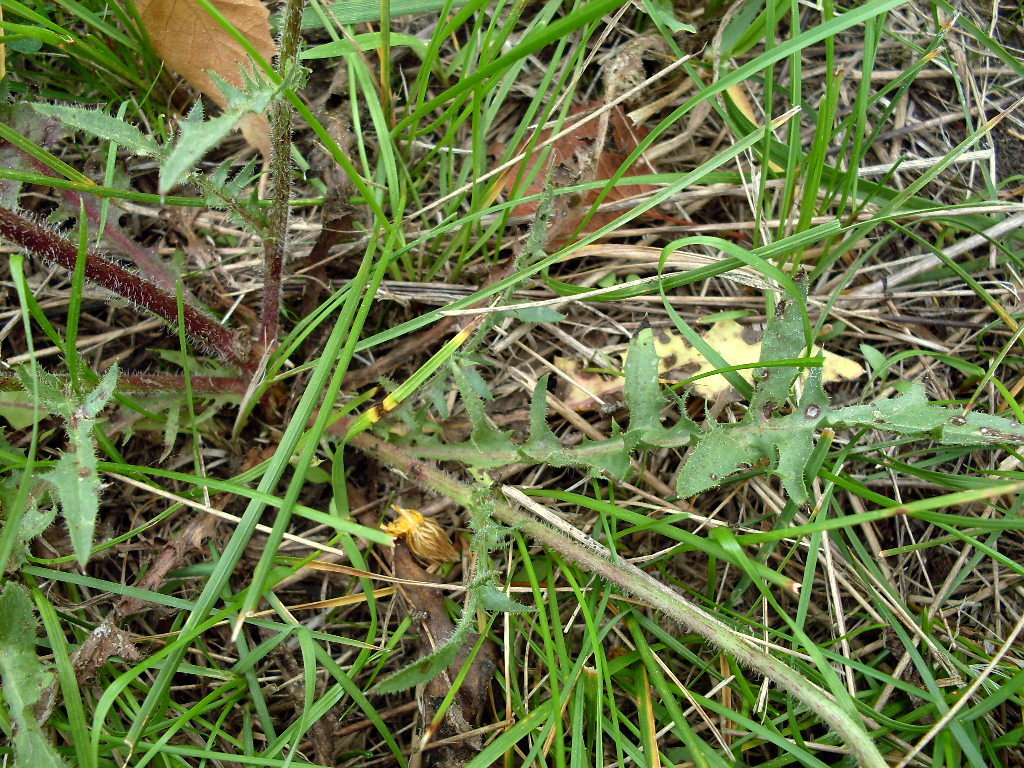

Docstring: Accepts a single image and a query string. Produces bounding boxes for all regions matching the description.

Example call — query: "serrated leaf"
[454,362,494,401]
[830,383,948,434]
[678,402,828,505]
[374,638,463,694]
[186,99,205,124]
[772,421,819,504]
[205,156,261,207]
[645,414,699,450]
[769,367,831,503]
[677,423,755,498]
[800,366,829,411]
[0,584,68,768]
[82,365,118,418]
[0,492,57,570]
[938,409,1024,445]
[522,375,574,465]
[621,327,698,450]
[161,77,276,192]
[452,364,513,462]
[13,727,68,768]
[43,372,116,567]
[31,104,161,157]
[749,286,809,413]
[47,451,101,567]
[207,71,247,107]
[670,297,834,501]
[478,583,533,613]
[160,404,181,462]
[16,365,69,417]
[160,112,241,192]
[575,431,633,479]
[0,583,41,650]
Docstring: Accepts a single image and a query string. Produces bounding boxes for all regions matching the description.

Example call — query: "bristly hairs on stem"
[349,429,888,768]
[259,0,306,351]
[0,206,253,370]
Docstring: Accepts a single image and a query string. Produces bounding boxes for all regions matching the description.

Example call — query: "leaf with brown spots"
[556,320,864,411]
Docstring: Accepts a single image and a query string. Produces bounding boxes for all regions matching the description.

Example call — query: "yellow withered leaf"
[556,320,864,410]
[653,320,864,399]
[382,505,460,566]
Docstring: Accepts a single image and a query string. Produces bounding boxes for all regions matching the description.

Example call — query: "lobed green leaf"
[43,366,118,566]
[31,103,161,158]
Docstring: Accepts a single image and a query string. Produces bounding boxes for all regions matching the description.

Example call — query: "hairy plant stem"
[0,207,252,370]
[348,430,887,768]
[18,154,184,295]
[260,0,305,350]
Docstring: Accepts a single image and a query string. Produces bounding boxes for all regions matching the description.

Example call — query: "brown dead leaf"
[498,101,678,245]
[136,0,275,156]
[73,617,143,684]
[556,320,865,409]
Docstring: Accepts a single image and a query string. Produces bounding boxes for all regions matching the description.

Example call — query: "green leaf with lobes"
[478,583,532,613]
[43,365,118,566]
[30,103,161,158]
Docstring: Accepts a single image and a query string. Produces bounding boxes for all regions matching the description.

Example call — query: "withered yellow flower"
[382,505,460,565]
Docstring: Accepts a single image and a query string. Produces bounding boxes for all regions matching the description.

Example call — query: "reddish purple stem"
[21,153,184,296]
[0,206,252,371]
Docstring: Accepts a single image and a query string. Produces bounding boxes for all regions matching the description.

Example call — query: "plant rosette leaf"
[833,382,1024,445]
[161,75,277,192]
[477,582,532,613]
[677,286,830,504]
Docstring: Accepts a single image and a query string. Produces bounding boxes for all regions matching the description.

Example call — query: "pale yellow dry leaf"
[555,320,865,409]
[552,358,625,412]
[726,84,784,174]
[136,0,275,156]
[654,320,864,399]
